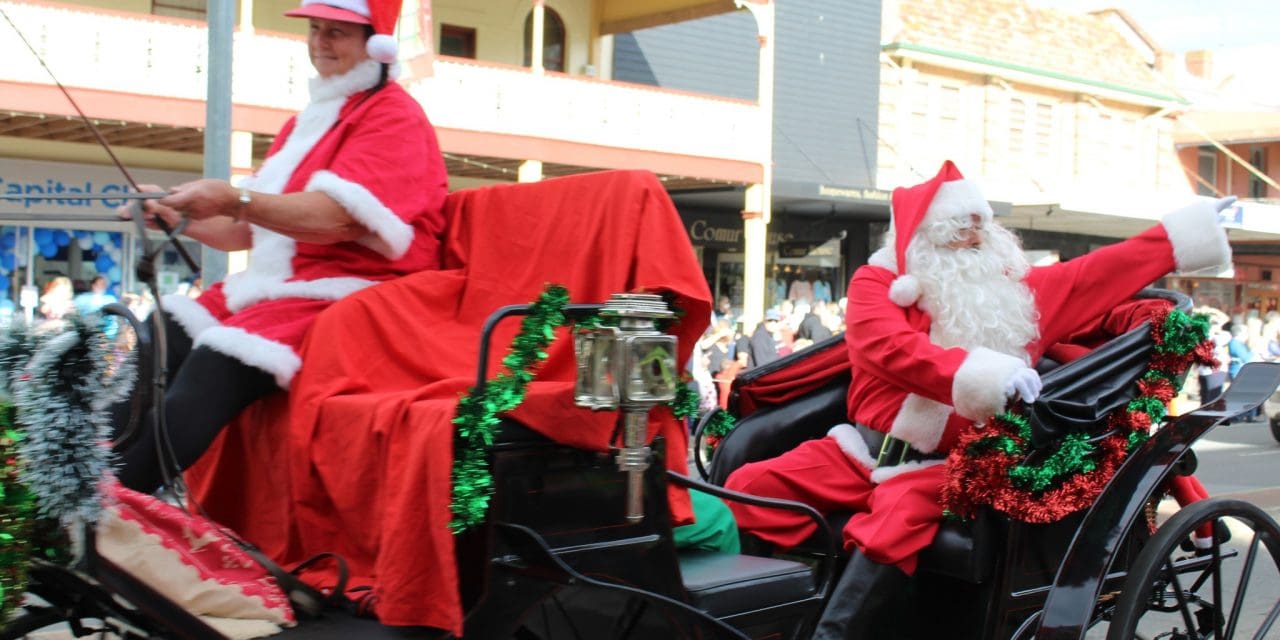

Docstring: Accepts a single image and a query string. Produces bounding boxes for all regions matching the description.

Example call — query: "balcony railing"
[1,1,764,165]
[0,1,312,110]
[411,59,764,164]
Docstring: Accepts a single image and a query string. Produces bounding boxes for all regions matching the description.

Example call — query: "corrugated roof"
[886,0,1168,96]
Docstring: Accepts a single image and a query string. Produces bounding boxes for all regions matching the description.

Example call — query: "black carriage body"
[698,290,1238,640]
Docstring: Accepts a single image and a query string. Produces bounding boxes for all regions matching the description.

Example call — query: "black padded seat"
[679,550,817,617]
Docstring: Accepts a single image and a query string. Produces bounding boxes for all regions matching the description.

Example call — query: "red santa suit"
[163,59,447,387]
[726,161,1232,573]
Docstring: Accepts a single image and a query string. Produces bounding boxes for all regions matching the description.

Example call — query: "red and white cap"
[887,160,994,307]
[285,0,403,64]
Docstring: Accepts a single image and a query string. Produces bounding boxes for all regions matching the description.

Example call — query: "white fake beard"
[906,222,1039,358]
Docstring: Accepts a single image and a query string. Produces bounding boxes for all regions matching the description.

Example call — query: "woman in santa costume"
[724,160,1236,639]
[116,0,447,493]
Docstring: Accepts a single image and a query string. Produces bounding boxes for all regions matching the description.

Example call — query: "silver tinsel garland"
[8,317,135,525]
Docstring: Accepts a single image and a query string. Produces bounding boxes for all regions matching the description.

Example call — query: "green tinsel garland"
[449,287,713,534]
[0,404,34,621]
[450,285,569,533]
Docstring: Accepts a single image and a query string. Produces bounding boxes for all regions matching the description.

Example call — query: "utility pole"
[202,0,236,284]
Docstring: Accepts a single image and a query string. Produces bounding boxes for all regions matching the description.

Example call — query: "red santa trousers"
[725,436,944,575]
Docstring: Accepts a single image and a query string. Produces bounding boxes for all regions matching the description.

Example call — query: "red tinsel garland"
[941,307,1217,524]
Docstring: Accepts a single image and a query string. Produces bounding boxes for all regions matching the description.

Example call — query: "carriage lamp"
[574,294,678,522]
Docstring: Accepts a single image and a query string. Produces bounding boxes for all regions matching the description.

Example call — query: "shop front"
[0,158,200,325]
[680,207,877,318]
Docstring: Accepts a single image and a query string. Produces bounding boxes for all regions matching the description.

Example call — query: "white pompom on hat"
[285,0,404,64]
[886,160,994,307]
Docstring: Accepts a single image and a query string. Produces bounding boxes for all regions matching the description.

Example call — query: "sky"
[1031,0,1279,52]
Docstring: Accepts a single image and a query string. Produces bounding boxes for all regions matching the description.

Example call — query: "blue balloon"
[111,233,124,248]
[0,254,13,271]
[93,231,111,246]
[0,279,8,291]
[33,228,52,244]
[94,254,114,272]
[0,234,13,250]
[52,230,70,247]
[40,243,58,259]
[74,230,91,240]
[107,266,122,281]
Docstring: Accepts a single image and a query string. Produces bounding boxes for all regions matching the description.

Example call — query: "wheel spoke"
[1163,556,1199,634]
[1253,598,1280,640]
[1225,530,1261,639]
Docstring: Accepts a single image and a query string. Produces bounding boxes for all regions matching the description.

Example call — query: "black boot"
[811,550,909,640]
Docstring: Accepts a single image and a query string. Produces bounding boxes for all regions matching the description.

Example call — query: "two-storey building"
[0,0,773,321]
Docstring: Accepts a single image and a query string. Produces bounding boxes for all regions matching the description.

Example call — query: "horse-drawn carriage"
[3,171,1280,639]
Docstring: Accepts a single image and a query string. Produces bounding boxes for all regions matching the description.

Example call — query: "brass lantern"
[573,294,678,521]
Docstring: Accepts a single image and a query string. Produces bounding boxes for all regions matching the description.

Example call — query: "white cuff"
[1162,200,1232,273]
[952,347,1023,421]
[305,170,415,260]
[888,393,954,454]
[161,293,220,340]
[195,326,301,390]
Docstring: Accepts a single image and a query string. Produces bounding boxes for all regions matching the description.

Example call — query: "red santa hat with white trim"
[887,160,995,307]
[285,0,403,64]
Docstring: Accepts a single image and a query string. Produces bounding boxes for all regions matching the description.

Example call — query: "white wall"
[432,0,595,75]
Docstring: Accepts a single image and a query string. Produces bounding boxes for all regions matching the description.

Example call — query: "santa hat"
[285,0,403,64]
[887,160,994,307]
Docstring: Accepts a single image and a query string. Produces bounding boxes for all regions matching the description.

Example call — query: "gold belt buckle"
[875,434,910,467]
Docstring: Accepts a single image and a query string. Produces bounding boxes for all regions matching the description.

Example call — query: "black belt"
[855,423,947,467]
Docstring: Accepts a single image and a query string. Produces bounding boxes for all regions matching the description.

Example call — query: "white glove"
[1214,195,1238,213]
[1004,367,1042,404]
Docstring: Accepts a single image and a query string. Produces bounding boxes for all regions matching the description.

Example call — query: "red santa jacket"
[225,60,448,311]
[832,204,1229,479]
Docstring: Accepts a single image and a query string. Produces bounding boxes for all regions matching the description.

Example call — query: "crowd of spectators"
[688,294,847,414]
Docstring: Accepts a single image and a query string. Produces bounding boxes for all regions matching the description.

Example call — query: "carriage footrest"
[679,550,816,617]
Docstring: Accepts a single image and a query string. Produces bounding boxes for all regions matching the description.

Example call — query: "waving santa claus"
[725,160,1235,640]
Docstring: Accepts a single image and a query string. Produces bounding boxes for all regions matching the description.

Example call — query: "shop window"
[523,7,565,72]
[152,0,206,20]
[439,24,476,58]
[1249,146,1268,199]
[1197,147,1218,196]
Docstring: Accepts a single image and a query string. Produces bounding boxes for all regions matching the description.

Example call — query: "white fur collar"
[309,59,382,103]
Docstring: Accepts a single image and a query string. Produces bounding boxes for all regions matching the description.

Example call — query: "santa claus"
[724,160,1235,639]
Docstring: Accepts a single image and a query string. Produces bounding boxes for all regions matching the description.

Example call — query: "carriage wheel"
[1107,498,1280,640]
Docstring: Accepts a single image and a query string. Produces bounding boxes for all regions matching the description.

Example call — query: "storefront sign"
[0,158,197,216]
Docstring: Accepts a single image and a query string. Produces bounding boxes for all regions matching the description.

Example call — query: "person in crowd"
[723,160,1235,639]
[1226,322,1261,421]
[73,274,119,317]
[712,295,736,327]
[36,275,74,331]
[748,309,782,368]
[116,0,448,494]
[796,300,834,344]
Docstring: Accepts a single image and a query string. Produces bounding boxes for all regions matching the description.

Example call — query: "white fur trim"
[827,424,879,471]
[952,347,1023,422]
[869,458,946,484]
[222,271,379,313]
[888,274,921,307]
[308,58,381,103]
[195,327,302,390]
[305,170,414,260]
[161,293,220,340]
[888,393,954,454]
[1161,200,1232,273]
[867,246,896,271]
[924,179,993,224]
